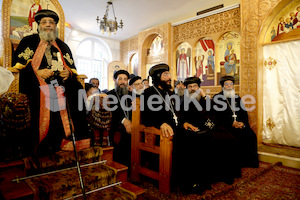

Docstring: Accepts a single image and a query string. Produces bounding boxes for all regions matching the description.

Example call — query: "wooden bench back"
[131,97,173,194]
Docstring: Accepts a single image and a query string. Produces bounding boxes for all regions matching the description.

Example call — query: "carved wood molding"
[120,36,138,68]
[173,8,241,44]
[240,0,282,134]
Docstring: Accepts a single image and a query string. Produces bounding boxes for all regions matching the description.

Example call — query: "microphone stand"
[64,82,87,200]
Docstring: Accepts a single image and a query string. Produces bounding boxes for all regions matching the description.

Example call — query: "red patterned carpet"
[134,162,300,200]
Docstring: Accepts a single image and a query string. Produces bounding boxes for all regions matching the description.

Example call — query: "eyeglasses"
[162,72,171,76]
[224,82,233,86]
[40,20,56,25]
[187,84,199,89]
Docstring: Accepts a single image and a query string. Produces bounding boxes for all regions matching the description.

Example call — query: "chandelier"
[96,1,123,36]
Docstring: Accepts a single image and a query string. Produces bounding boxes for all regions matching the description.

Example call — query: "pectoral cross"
[232,114,237,121]
[51,52,64,71]
[173,114,178,126]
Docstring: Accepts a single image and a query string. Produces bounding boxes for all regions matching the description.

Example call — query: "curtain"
[262,40,300,147]
[199,39,214,53]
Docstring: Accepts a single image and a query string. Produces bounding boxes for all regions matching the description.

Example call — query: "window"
[76,39,109,90]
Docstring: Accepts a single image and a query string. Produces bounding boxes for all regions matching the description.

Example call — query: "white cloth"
[0,67,15,95]
[263,40,300,147]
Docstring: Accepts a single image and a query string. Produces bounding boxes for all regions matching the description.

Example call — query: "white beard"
[175,88,184,97]
[223,88,236,98]
[188,91,202,101]
[133,88,143,95]
[38,26,57,42]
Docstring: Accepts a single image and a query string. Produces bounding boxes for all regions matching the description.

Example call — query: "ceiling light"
[96,1,123,36]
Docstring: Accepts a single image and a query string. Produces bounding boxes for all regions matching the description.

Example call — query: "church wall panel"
[120,1,288,139]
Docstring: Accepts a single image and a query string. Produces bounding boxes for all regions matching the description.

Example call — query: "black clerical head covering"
[113,70,129,80]
[220,76,235,87]
[149,63,170,86]
[129,74,135,81]
[184,77,201,87]
[129,76,141,85]
[34,9,59,24]
[149,63,169,78]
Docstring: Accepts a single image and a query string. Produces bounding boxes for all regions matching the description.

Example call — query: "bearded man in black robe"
[12,10,90,157]
[107,70,132,167]
[141,63,178,138]
[175,77,241,194]
[212,76,259,168]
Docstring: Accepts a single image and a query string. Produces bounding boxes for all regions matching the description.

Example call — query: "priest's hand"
[232,121,244,129]
[183,122,199,131]
[123,118,132,133]
[236,121,244,129]
[36,69,54,79]
[160,123,174,138]
[60,69,70,81]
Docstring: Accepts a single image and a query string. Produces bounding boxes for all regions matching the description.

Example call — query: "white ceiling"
[59,0,240,41]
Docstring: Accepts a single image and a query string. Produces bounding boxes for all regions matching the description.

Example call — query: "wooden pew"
[131,97,173,194]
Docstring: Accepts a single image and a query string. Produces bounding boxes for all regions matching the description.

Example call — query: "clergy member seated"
[12,9,90,157]
[174,80,185,98]
[141,63,177,138]
[142,78,150,89]
[107,70,132,167]
[212,76,259,168]
[129,75,144,96]
[173,77,241,194]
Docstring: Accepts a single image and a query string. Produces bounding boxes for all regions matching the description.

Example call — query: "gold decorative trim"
[13,62,27,70]
[173,8,241,43]
[18,47,34,60]
[71,69,78,75]
[63,53,74,65]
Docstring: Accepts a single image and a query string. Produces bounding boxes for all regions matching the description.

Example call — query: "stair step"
[102,146,114,164]
[121,182,145,196]
[107,161,128,182]
[76,184,142,200]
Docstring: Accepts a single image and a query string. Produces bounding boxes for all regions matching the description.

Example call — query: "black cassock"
[174,95,242,192]
[212,91,259,168]
[106,89,132,167]
[13,34,90,157]
[141,86,177,176]
[141,86,177,129]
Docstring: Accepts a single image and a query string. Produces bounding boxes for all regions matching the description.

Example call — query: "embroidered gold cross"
[266,118,275,131]
[63,53,74,65]
[18,47,34,60]
[205,119,215,129]
[264,57,277,70]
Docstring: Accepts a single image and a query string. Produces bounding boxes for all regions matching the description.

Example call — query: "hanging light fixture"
[96,1,123,36]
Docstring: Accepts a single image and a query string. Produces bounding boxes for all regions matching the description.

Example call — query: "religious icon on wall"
[108,61,126,90]
[265,2,300,43]
[28,0,42,31]
[130,53,139,76]
[195,38,215,86]
[149,35,164,56]
[10,0,58,41]
[218,32,240,85]
[224,43,237,75]
[176,42,191,81]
